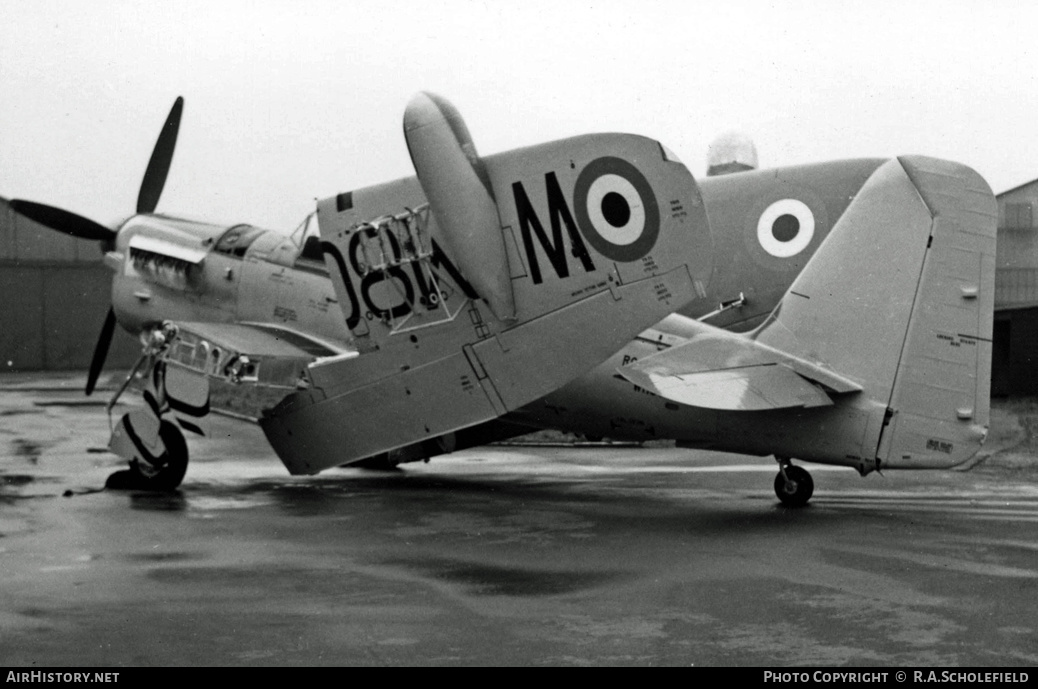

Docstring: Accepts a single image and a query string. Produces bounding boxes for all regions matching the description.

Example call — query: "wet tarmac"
[1,376,1037,666]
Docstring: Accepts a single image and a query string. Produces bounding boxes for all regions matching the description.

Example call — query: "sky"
[1,0,1036,233]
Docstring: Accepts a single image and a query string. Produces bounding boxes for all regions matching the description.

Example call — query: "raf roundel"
[757,198,815,258]
[573,157,660,262]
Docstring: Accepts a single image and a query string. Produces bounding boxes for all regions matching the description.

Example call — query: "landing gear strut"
[104,323,206,492]
[774,456,813,507]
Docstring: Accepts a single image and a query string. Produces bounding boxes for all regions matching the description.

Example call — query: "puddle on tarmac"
[391,556,625,597]
[0,473,60,503]
[126,492,188,512]
[13,439,41,464]
[122,551,200,563]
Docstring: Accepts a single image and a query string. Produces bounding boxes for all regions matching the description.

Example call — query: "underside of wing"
[170,321,349,361]
[109,320,352,469]
[161,321,353,419]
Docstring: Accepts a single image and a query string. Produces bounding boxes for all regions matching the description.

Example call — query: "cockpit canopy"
[288,211,324,265]
[213,224,267,258]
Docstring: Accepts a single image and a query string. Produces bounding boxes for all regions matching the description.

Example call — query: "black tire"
[128,421,189,491]
[774,464,813,507]
[350,452,401,470]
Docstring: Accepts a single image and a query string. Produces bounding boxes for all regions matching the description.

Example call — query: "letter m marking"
[512,172,595,284]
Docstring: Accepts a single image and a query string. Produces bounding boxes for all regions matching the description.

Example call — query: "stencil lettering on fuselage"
[320,235,477,332]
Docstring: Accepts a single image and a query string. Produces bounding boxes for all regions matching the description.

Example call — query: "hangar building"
[993,178,1038,394]
[0,198,138,373]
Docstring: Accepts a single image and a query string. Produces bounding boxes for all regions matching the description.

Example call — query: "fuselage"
[109,214,346,343]
[106,157,887,465]
[110,158,884,338]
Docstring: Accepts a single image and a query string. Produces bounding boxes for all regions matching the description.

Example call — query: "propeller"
[86,307,118,396]
[7,200,116,242]
[137,96,183,214]
[8,97,185,395]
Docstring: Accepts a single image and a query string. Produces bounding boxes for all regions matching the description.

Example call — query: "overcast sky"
[1,0,1035,232]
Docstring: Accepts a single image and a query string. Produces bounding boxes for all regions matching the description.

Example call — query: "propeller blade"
[86,307,117,396]
[8,200,115,242]
[136,96,184,214]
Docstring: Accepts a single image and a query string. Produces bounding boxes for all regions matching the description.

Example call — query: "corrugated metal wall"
[0,199,104,262]
[0,198,139,372]
[992,180,1038,394]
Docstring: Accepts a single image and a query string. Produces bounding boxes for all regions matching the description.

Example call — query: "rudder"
[876,156,996,468]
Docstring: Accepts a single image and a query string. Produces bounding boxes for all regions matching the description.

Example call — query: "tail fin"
[621,156,996,471]
[746,155,995,468]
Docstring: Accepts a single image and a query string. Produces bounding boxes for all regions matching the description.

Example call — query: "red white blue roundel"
[757,198,815,258]
[574,157,659,262]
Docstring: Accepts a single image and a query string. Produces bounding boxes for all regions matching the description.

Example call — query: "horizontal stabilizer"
[618,318,860,410]
[624,365,831,410]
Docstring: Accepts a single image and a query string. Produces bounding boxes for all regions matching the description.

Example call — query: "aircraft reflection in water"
[9,93,996,506]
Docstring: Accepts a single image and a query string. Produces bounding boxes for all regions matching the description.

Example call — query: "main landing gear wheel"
[106,421,189,491]
[774,462,813,507]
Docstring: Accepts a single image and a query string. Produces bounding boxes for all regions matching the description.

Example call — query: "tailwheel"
[774,460,813,507]
[107,421,189,491]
